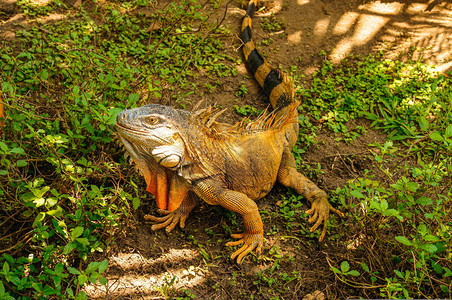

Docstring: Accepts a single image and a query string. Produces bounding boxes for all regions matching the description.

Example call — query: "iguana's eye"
[146,115,160,125]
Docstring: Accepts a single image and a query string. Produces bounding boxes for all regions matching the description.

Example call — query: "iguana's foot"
[191,180,264,264]
[278,151,344,242]
[226,231,263,264]
[306,193,344,242]
[144,195,196,233]
[144,208,189,232]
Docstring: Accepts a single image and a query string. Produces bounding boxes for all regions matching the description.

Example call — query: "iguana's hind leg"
[144,192,197,233]
[277,150,343,241]
[192,180,263,264]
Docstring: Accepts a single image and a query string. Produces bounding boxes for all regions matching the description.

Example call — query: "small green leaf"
[443,267,452,277]
[350,190,365,199]
[417,196,433,206]
[76,238,89,245]
[64,242,75,254]
[98,260,109,274]
[47,206,64,217]
[86,262,99,274]
[0,141,9,152]
[98,276,107,285]
[380,199,388,211]
[33,212,46,226]
[420,244,437,253]
[71,227,84,240]
[429,131,443,142]
[383,209,399,217]
[108,107,124,125]
[40,70,49,81]
[67,267,81,275]
[445,124,452,138]
[9,147,25,154]
[89,272,100,284]
[67,288,74,297]
[360,262,369,273]
[3,262,10,274]
[346,270,360,276]
[22,210,32,217]
[395,236,413,246]
[423,234,439,242]
[406,182,419,192]
[32,186,50,198]
[33,197,46,207]
[75,291,88,300]
[78,274,88,286]
[432,262,443,274]
[418,116,429,132]
[132,197,140,210]
[340,261,350,273]
[128,93,139,103]
[394,269,404,279]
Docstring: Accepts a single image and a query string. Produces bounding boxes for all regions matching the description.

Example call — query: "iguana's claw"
[306,198,344,242]
[144,208,189,233]
[225,232,263,264]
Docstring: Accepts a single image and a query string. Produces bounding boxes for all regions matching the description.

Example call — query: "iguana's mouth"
[116,123,151,135]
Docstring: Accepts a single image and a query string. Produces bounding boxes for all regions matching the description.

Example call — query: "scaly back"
[241,0,293,109]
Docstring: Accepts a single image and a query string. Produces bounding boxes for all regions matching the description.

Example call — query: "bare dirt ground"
[1,0,451,299]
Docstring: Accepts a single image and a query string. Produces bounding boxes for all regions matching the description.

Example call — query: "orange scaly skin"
[116,0,343,264]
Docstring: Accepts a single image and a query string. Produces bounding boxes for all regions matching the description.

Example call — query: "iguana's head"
[116,104,187,170]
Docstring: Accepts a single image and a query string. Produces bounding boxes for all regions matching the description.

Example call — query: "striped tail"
[241,0,293,109]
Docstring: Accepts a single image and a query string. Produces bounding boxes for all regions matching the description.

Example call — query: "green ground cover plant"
[294,53,451,299]
[0,0,450,298]
[0,0,235,298]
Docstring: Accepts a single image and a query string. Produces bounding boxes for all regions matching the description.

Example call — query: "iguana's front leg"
[278,150,343,241]
[144,192,197,233]
[192,180,263,264]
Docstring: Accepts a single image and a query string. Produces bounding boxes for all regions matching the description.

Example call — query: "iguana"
[116,0,343,263]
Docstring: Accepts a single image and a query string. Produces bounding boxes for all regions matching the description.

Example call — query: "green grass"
[0,0,451,299]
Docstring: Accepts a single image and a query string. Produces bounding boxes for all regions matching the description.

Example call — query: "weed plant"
[290,53,451,299]
[0,0,234,298]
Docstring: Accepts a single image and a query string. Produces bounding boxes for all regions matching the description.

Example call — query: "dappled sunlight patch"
[328,2,403,63]
[17,0,53,6]
[303,65,319,75]
[351,14,389,46]
[405,2,429,14]
[297,0,309,6]
[287,30,302,44]
[236,63,248,75]
[375,3,452,69]
[437,60,452,73]
[84,249,206,298]
[313,17,329,38]
[329,39,353,63]
[278,0,452,72]
[39,12,66,22]
[333,12,359,36]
